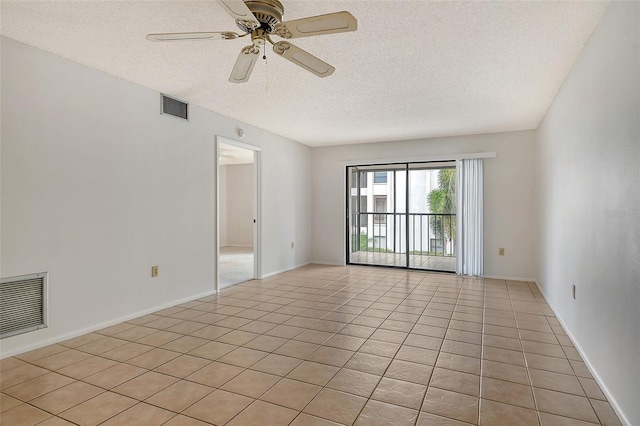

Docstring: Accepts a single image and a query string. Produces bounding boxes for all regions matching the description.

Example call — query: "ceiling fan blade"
[275,11,357,39]
[146,32,239,42]
[216,0,260,29]
[229,46,260,83]
[273,41,335,78]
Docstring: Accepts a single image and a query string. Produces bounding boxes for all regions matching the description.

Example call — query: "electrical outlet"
[572,284,576,299]
[499,248,505,256]
[151,266,159,277]
[291,242,295,249]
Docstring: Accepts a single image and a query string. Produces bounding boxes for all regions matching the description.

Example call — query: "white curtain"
[456,159,484,276]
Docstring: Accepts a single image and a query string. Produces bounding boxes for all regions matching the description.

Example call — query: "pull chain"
[263,47,269,93]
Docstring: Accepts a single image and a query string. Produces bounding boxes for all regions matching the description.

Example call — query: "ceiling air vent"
[161,94,188,120]
[0,273,48,339]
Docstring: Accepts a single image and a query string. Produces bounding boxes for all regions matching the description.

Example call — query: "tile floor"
[0,264,623,426]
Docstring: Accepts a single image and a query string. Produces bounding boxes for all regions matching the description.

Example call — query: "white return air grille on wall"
[161,94,188,120]
[0,273,48,338]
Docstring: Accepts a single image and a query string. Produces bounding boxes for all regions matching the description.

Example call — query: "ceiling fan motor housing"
[237,0,284,33]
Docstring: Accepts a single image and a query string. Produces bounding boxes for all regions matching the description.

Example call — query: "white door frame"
[215,135,262,293]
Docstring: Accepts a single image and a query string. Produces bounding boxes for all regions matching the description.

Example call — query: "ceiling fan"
[147,0,357,83]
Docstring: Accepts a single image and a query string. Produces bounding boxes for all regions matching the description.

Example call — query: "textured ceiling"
[1,1,609,147]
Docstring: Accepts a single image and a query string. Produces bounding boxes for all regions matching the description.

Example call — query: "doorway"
[216,137,261,291]
[346,162,456,272]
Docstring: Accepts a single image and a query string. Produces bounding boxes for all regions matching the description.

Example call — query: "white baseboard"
[483,274,537,282]
[533,280,631,426]
[221,244,253,249]
[309,261,346,266]
[260,262,311,279]
[0,288,218,359]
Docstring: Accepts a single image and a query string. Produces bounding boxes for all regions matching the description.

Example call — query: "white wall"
[0,37,311,357]
[311,131,537,280]
[535,2,639,424]
[224,164,254,247]
[219,165,228,246]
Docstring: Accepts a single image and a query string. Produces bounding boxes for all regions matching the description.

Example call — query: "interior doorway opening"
[216,138,261,290]
[347,161,456,272]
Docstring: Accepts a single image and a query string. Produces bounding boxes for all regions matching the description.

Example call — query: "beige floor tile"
[227,400,299,426]
[323,334,366,351]
[304,388,367,425]
[326,368,380,397]
[481,359,529,386]
[578,377,606,400]
[1,403,51,425]
[308,346,354,367]
[100,402,175,425]
[0,393,22,412]
[479,398,538,425]
[56,356,118,379]
[521,340,566,358]
[30,381,104,414]
[529,368,585,395]
[260,378,322,410]
[355,399,419,426]
[15,345,68,363]
[160,336,209,353]
[338,324,376,339]
[112,371,177,400]
[83,363,147,389]
[570,360,594,379]
[345,352,392,375]
[430,368,480,397]
[163,414,211,426]
[358,340,401,358]
[126,348,181,369]
[137,330,183,347]
[287,361,339,386]
[370,329,408,344]
[59,391,137,425]
[3,372,76,401]
[590,399,623,426]
[77,336,129,355]
[36,416,77,425]
[244,335,288,352]
[183,389,253,425]
[0,358,27,374]
[221,369,280,398]
[153,354,211,378]
[422,387,479,424]
[265,324,306,338]
[525,352,574,375]
[112,325,158,341]
[188,324,233,340]
[101,342,154,362]
[145,380,213,412]
[216,330,259,346]
[533,387,599,423]
[294,329,334,345]
[31,349,93,371]
[440,340,481,359]
[384,359,433,385]
[185,361,244,387]
[435,352,481,375]
[275,340,321,359]
[396,346,439,367]
[371,377,427,409]
[480,377,535,409]
[289,413,343,425]
[60,333,105,349]
[218,347,270,368]
[416,411,474,425]
[188,341,237,360]
[482,346,525,366]
[538,411,600,426]
[250,353,303,376]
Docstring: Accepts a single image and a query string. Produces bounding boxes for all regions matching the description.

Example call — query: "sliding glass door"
[347,162,456,272]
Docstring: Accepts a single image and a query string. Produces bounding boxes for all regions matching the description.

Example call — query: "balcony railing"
[351,212,456,257]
